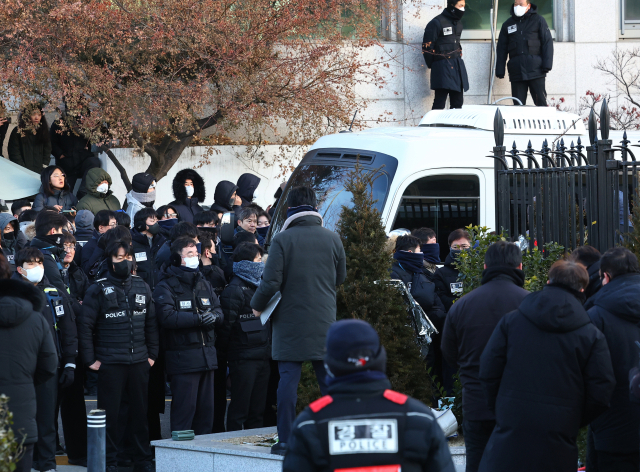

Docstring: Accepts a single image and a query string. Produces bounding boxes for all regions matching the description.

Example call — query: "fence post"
[493,109,507,235]
[87,409,106,472]
[597,100,614,251]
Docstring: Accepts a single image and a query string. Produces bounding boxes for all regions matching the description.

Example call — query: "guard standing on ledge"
[283,319,455,472]
[495,0,553,106]
[422,0,469,110]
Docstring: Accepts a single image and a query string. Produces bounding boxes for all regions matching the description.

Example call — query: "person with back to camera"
[283,319,456,472]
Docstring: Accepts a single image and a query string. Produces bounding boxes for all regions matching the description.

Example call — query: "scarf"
[256,226,270,239]
[233,260,265,287]
[481,266,525,287]
[129,189,156,204]
[326,370,387,387]
[421,243,441,264]
[393,251,424,274]
[158,218,178,231]
[40,233,64,248]
[286,205,317,219]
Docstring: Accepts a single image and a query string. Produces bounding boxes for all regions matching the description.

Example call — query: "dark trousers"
[212,353,228,433]
[170,370,215,435]
[277,361,327,443]
[511,78,547,106]
[97,362,152,467]
[14,443,34,472]
[85,369,98,393]
[57,364,87,462]
[433,89,464,110]
[227,358,271,431]
[463,418,495,472]
[33,369,58,471]
[263,360,280,427]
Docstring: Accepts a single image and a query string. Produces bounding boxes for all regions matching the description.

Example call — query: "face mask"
[185,185,194,197]
[3,232,14,240]
[42,233,63,248]
[96,183,109,194]
[229,196,236,207]
[450,248,462,259]
[110,260,133,279]
[184,256,199,270]
[253,190,259,201]
[256,226,269,238]
[147,223,161,236]
[22,266,44,284]
[452,7,465,18]
[514,5,527,16]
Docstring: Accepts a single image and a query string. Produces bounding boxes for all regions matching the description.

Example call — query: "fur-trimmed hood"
[172,168,206,203]
[0,279,45,327]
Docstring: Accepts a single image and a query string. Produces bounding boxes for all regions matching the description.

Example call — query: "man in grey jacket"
[251,186,346,455]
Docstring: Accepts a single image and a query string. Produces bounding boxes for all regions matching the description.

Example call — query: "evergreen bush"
[0,395,22,472]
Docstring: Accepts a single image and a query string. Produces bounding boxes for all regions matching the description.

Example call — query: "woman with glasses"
[33,165,78,212]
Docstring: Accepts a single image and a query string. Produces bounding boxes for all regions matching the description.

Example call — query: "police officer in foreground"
[153,237,223,435]
[79,241,158,472]
[495,0,553,106]
[283,319,455,472]
[422,0,469,110]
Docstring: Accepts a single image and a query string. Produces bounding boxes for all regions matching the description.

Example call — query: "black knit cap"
[131,173,155,193]
[324,319,387,378]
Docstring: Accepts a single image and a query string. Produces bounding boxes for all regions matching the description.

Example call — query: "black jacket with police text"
[433,252,461,312]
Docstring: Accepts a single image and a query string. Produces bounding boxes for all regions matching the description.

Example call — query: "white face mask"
[184,256,199,269]
[253,190,259,201]
[96,183,109,194]
[22,266,44,284]
[457,6,465,11]
[514,5,528,16]
[185,185,194,197]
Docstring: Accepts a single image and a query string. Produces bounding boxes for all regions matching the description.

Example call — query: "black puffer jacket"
[583,260,603,310]
[11,272,78,366]
[78,272,159,366]
[0,280,58,445]
[170,169,205,224]
[50,120,93,173]
[153,266,223,375]
[479,286,615,472]
[131,230,165,291]
[496,4,553,82]
[441,267,528,421]
[63,261,90,302]
[587,273,640,453]
[201,262,227,298]
[211,180,238,215]
[80,231,100,275]
[433,252,462,312]
[236,173,260,207]
[7,127,52,174]
[220,276,270,361]
[74,226,94,266]
[422,8,469,92]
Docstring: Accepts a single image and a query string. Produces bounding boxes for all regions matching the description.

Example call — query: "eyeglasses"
[451,244,471,250]
[63,245,75,252]
[51,173,66,179]
[108,222,117,227]
[164,213,177,219]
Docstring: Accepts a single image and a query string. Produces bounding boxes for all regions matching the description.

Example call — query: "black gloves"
[199,309,222,330]
[59,367,75,389]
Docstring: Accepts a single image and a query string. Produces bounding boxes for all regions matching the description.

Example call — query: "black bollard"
[87,409,106,472]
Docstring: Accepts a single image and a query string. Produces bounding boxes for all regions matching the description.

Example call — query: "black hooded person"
[422,0,469,110]
[210,180,242,218]
[283,319,456,471]
[169,169,206,224]
[236,173,261,208]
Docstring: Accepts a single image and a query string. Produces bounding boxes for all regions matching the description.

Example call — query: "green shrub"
[0,395,23,472]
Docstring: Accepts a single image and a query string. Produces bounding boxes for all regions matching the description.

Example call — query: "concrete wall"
[100,146,306,210]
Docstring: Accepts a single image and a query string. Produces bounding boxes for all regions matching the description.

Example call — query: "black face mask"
[452,7,464,19]
[229,197,236,208]
[147,223,161,236]
[42,233,63,248]
[3,232,14,241]
[110,260,133,279]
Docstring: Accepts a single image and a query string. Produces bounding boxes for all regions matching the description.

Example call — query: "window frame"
[621,0,640,37]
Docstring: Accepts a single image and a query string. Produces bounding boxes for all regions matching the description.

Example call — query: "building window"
[461,0,554,35]
[623,0,640,31]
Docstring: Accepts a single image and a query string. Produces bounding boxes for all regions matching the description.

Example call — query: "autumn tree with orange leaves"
[0,0,401,189]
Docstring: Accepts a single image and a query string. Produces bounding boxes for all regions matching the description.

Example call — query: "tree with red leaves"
[0,0,400,189]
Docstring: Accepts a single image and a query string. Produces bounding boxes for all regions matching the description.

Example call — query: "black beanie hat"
[131,173,156,193]
[324,319,387,378]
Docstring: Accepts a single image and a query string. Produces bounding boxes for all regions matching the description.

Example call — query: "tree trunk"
[146,135,195,181]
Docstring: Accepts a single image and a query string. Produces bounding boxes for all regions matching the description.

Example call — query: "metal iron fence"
[491,99,639,253]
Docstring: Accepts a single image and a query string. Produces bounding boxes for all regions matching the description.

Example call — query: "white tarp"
[0,157,42,200]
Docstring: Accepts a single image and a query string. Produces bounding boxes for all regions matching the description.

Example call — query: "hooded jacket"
[251,212,346,361]
[169,169,205,224]
[433,252,462,312]
[0,279,58,445]
[73,210,95,266]
[33,185,78,212]
[496,4,554,82]
[0,214,26,270]
[479,286,615,472]
[76,168,121,214]
[7,127,52,174]
[583,260,603,310]
[236,173,260,207]
[211,180,239,214]
[587,272,640,453]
